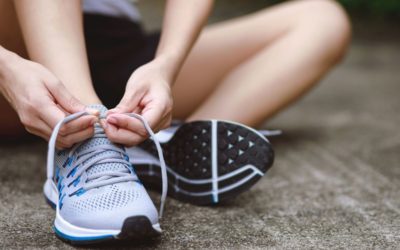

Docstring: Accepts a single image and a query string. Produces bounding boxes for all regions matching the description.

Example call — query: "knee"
[298,0,352,64]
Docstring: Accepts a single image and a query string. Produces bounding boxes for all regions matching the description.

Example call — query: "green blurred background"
[238,0,400,18]
[206,0,400,42]
[339,0,400,18]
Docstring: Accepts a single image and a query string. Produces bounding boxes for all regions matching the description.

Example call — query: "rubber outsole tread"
[117,216,160,240]
[135,120,274,205]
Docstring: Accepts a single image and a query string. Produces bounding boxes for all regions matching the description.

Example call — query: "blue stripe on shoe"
[45,196,56,210]
[46,197,116,243]
[53,226,115,242]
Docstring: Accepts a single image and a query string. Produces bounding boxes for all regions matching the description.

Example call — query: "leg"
[172,0,351,126]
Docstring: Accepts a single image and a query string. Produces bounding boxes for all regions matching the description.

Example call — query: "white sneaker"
[44,105,167,244]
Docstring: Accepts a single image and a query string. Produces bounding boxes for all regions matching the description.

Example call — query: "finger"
[103,121,145,147]
[153,115,172,133]
[58,115,97,136]
[39,105,67,130]
[47,80,86,114]
[26,117,70,149]
[57,126,95,148]
[106,113,148,137]
[85,108,100,117]
[36,103,95,148]
[25,118,52,139]
[26,120,69,150]
[141,105,165,130]
[113,92,142,114]
[27,126,50,142]
[108,106,142,116]
[33,118,70,149]
[107,113,168,138]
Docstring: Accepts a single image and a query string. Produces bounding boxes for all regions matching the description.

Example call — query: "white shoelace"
[258,129,282,137]
[47,111,168,218]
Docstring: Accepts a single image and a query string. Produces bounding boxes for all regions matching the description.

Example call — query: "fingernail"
[107,108,118,114]
[86,108,100,116]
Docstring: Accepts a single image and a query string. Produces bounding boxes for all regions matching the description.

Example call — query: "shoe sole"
[128,120,274,205]
[43,180,161,245]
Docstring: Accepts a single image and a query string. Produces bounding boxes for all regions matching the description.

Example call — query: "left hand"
[102,59,174,146]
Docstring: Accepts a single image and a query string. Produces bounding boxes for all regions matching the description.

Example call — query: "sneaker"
[43,105,167,245]
[126,120,275,205]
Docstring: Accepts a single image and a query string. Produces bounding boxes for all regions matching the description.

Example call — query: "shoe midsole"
[43,179,162,238]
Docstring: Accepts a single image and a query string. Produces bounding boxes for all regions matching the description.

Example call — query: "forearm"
[156,0,213,84]
[109,1,213,136]
[13,0,99,104]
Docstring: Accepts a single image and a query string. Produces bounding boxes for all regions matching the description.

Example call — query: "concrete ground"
[1,1,400,249]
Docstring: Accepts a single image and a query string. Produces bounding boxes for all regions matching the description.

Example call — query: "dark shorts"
[84,14,160,108]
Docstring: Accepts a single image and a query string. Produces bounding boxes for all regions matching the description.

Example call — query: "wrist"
[0,47,19,79]
[153,52,182,84]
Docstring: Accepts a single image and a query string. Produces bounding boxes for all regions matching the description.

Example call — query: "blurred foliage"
[210,0,400,24]
[338,0,400,18]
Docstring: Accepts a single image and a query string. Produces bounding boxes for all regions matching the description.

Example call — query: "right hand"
[0,52,98,149]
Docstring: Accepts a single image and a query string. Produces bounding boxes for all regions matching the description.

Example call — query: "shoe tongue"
[81,104,108,148]
[78,104,129,181]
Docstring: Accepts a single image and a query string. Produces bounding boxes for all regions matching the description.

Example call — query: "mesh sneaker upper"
[69,184,142,213]
[53,104,158,229]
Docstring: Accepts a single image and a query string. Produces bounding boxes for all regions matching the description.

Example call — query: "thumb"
[111,93,141,114]
[48,81,86,114]
[141,104,164,130]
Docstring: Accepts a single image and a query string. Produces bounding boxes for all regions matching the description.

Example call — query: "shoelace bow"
[47,111,168,218]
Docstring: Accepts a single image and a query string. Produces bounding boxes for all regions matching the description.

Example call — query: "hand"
[102,59,174,146]
[0,52,97,148]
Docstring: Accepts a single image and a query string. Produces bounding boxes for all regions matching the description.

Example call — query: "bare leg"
[172,0,351,126]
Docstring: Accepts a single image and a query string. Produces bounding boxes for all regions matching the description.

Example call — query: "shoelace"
[47,111,168,218]
[258,129,282,137]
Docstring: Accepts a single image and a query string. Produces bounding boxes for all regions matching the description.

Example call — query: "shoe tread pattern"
[140,121,212,180]
[136,121,274,205]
